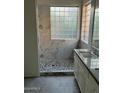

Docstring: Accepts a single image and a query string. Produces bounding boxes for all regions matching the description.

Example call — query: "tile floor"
[24,76,80,93]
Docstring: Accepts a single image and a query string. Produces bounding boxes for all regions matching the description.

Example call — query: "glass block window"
[50,7,79,39]
[81,4,91,43]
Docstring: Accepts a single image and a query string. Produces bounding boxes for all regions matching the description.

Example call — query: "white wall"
[24,0,40,77]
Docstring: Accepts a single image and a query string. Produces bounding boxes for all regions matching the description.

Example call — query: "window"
[81,3,91,43]
[92,7,99,48]
[50,7,79,39]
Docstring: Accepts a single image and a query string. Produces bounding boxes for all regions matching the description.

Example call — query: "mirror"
[92,0,99,49]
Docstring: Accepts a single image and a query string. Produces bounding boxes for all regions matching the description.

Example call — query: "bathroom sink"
[79,52,97,58]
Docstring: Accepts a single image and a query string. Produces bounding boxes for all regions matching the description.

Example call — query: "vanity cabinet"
[74,52,99,93]
[85,73,99,93]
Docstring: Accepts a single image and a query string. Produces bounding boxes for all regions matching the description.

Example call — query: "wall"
[37,0,81,66]
[24,0,40,77]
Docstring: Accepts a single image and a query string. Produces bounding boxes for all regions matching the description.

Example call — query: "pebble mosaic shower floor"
[40,59,74,72]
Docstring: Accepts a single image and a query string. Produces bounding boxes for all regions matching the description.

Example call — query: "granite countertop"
[74,49,99,83]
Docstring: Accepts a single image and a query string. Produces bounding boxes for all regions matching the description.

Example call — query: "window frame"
[81,2,92,43]
[81,0,98,50]
[91,0,99,49]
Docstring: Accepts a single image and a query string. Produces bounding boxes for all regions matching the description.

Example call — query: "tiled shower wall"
[37,0,81,71]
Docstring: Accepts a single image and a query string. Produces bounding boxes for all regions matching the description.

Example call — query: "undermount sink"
[79,51,97,58]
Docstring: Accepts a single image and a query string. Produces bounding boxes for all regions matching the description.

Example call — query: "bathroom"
[24,0,99,93]
[36,0,99,73]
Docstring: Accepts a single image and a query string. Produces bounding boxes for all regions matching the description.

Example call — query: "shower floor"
[40,59,74,73]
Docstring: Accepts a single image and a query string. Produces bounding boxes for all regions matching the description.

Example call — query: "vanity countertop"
[74,49,99,83]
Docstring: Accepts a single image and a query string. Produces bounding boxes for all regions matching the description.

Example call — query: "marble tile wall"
[37,0,81,67]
